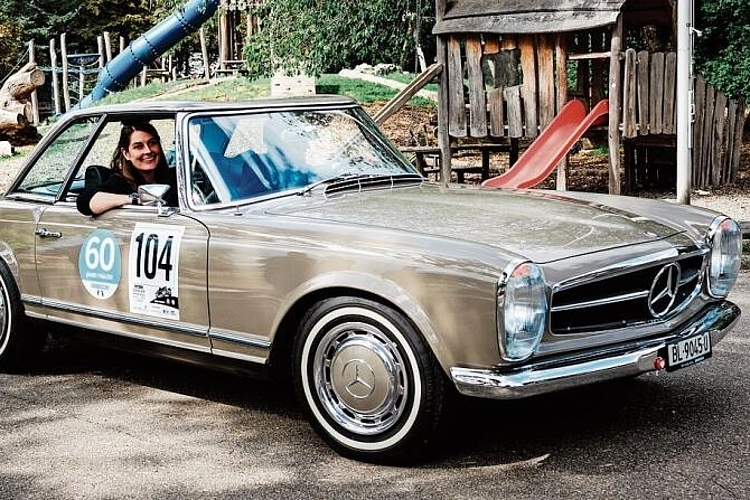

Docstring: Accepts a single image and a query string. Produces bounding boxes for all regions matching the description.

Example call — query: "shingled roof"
[433,0,628,35]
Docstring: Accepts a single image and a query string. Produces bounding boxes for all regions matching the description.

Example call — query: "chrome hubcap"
[314,321,407,435]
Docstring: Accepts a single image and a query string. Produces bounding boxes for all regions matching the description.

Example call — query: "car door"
[31,115,211,352]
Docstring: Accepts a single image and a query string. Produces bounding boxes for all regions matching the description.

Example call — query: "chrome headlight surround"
[706,216,742,298]
[498,261,548,362]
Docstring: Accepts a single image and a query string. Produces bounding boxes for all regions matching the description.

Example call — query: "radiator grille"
[550,254,705,334]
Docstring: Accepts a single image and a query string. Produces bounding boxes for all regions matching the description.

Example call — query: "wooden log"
[0,62,45,106]
[436,0,452,186]
[0,61,44,127]
[608,15,623,195]
[61,33,71,112]
[49,38,61,115]
[466,37,487,137]
[447,35,467,138]
[28,41,39,125]
[637,51,650,135]
[623,49,637,138]
[374,63,443,125]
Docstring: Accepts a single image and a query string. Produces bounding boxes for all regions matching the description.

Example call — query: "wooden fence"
[622,49,746,189]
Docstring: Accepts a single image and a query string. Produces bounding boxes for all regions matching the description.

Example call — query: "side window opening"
[63,117,176,203]
[13,117,100,199]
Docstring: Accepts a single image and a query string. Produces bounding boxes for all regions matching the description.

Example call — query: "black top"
[76,168,178,216]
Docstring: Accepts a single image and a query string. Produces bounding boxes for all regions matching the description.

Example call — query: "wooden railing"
[622,49,746,188]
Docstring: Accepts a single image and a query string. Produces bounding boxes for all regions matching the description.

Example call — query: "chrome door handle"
[34,228,62,238]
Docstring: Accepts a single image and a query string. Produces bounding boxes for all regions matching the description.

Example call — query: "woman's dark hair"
[110,120,170,187]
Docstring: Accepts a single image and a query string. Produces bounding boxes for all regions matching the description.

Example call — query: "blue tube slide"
[76,0,220,109]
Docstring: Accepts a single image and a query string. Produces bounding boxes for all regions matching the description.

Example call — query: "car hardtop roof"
[66,95,359,118]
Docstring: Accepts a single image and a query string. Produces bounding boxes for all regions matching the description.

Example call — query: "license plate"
[664,332,712,371]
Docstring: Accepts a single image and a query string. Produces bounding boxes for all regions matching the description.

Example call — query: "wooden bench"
[216,59,247,77]
[400,142,519,182]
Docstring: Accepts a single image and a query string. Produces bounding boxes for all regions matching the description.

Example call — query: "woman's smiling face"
[123,130,162,177]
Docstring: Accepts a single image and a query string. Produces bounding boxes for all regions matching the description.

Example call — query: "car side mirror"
[138,184,172,216]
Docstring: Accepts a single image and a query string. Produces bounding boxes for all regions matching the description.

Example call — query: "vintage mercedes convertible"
[0,96,742,462]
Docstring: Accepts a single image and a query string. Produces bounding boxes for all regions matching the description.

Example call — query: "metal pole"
[676,0,694,204]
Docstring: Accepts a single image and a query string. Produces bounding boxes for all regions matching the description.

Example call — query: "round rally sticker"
[78,229,122,299]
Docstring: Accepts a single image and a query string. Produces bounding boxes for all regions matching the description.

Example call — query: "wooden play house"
[431,0,746,193]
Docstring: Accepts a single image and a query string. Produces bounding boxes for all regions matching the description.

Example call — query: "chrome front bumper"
[451,301,741,400]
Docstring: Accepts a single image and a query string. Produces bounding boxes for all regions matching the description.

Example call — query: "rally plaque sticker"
[78,229,122,299]
[128,223,184,320]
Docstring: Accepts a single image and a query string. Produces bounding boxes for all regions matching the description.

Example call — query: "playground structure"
[430,0,747,193]
[8,0,747,195]
[17,0,254,116]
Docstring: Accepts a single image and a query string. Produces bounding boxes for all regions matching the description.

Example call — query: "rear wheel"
[0,261,46,372]
[293,296,446,463]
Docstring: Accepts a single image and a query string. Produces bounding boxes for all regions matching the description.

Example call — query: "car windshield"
[186,107,417,206]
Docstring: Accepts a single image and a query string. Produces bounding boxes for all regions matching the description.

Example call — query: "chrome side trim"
[29,298,209,338]
[452,301,740,400]
[208,329,272,350]
[210,348,268,365]
[31,312,212,354]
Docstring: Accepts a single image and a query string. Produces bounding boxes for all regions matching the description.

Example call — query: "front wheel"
[293,296,446,463]
[0,261,46,372]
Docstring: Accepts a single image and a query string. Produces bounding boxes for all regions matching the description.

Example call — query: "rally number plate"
[664,332,712,371]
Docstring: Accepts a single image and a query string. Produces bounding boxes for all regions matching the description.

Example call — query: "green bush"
[696,0,750,100]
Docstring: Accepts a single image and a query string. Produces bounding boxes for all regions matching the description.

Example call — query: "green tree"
[695,0,750,99]
[243,0,434,79]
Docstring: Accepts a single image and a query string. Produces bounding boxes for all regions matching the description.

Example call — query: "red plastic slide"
[481,99,609,189]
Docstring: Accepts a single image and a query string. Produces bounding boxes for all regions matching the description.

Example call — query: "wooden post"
[79,66,85,104]
[97,36,105,68]
[219,12,227,72]
[608,15,623,195]
[555,34,569,190]
[104,31,113,63]
[200,28,210,81]
[61,34,71,112]
[49,38,61,115]
[436,0,452,186]
[28,40,39,124]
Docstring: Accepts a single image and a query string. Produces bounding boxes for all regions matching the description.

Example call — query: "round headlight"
[707,216,742,298]
[500,262,548,362]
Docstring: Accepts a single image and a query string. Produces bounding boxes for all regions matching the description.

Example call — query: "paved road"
[1,274,749,500]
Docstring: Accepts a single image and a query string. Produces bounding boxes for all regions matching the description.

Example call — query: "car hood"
[261,184,698,263]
